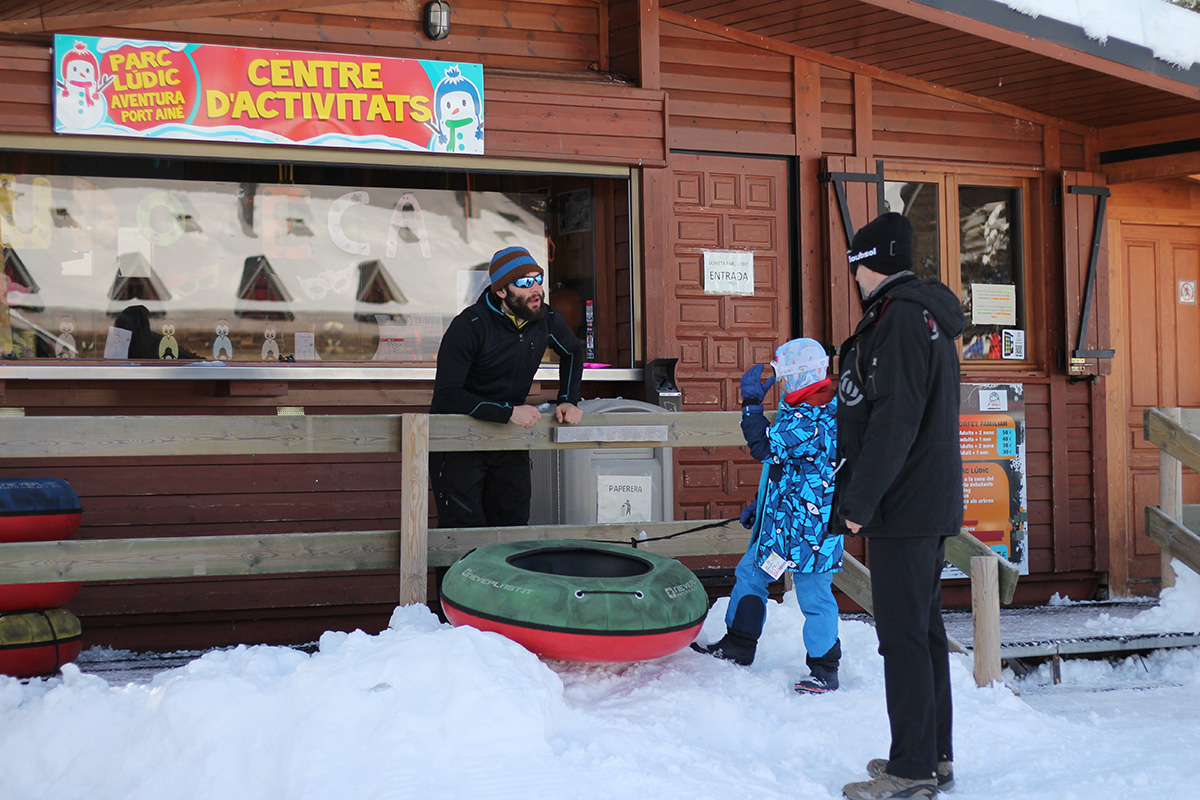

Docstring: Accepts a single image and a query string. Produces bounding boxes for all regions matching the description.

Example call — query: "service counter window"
[884,172,1032,364]
[0,153,627,367]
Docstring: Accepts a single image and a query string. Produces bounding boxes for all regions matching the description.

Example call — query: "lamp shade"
[423,0,451,41]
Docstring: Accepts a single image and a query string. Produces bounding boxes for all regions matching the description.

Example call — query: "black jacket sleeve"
[430,312,514,424]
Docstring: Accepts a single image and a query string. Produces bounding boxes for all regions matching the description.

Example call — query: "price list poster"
[950,384,1029,578]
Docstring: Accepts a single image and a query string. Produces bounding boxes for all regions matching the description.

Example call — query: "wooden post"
[1159,407,1182,589]
[400,413,429,606]
[970,555,1002,687]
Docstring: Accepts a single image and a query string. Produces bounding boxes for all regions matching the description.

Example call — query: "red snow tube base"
[440,540,708,663]
[0,478,83,612]
[0,608,83,678]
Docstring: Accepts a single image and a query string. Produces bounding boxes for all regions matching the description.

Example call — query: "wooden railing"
[1143,407,1200,587]
[0,410,1018,684]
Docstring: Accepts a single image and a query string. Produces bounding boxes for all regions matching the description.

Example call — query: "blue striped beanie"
[489,246,543,289]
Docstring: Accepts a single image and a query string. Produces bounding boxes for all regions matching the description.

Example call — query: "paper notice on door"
[971,284,1016,325]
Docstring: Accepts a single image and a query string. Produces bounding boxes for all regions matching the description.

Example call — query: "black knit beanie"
[848,212,913,276]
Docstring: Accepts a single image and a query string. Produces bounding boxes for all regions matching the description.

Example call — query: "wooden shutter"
[822,156,884,348]
[1062,171,1114,378]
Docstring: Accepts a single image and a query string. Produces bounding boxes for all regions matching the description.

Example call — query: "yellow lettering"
[110,54,125,70]
[312,93,335,119]
[312,61,336,88]
[231,91,257,119]
[248,59,270,87]
[366,94,392,122]
[206,90,230,118]
[276,91,300,118]
[270,60,293,87]
[361,63,382,89]
[340,93,367,121]
[293,61,317,88]
[339,62,362,89]
[409,96,431,124]
[255,91,278,119]
[387,94,409,122]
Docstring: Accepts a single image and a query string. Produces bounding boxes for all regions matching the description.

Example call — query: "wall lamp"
[423,0,451,41]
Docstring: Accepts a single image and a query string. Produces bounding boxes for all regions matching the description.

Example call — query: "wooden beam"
[948,529,1019,605]
[399,413,428,606]
[971,555,1002,687]
[1103,151,1200,184]
[1145,406,1200,476]
[0,531,400,583]
[1145,505,1200,580]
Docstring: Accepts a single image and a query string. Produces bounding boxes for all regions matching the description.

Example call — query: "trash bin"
[529,398,673,526]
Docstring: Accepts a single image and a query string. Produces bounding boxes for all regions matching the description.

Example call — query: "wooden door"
[662,153,791,520]
[1118,224,1200,589]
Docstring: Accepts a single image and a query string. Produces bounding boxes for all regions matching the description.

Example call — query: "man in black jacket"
[430,246,585,528]
[835,213,964,800]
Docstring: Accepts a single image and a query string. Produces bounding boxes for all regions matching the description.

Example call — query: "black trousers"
[867,535,954,781]
[430,450,532,528]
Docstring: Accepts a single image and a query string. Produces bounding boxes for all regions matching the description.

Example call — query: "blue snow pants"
[725,538,840,659]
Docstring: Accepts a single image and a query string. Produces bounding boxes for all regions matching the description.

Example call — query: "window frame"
[884,165,1041,370]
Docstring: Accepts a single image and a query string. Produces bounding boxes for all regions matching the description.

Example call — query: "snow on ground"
[1,560,1197,800]
[994,0,1200,70]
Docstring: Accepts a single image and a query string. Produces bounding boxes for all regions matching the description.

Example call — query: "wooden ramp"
[940,601,1200,662]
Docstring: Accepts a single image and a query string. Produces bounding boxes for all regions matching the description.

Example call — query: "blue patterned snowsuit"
[726,390,841,659]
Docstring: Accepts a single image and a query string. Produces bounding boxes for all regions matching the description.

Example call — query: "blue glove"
[739,501,757,530]
[740,364,775,406]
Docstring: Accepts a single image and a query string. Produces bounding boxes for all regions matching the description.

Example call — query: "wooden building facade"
[1,0,1199,650]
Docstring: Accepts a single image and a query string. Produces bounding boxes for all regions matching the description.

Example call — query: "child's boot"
[691,596,765,666]
[794,638,841,694]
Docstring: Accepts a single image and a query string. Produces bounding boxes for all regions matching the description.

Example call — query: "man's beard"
[504,291,547,322]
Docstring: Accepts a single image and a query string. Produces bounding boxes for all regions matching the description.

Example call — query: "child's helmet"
[772,338,829,394]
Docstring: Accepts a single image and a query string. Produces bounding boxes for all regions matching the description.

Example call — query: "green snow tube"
[441,539,707,662]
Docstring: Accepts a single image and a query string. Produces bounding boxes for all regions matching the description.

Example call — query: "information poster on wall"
[947,383,1029,579]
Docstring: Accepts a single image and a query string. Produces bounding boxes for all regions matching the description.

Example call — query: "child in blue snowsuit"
[693,337,843,694]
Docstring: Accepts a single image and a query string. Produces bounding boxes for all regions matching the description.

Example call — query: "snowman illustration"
[55,41,113,131]
[431,66,483,154]
[261,325,280,361]
[213,319,233,361]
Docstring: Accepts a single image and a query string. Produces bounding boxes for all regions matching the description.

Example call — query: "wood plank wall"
[0,2,668,167]
[656,16,1103,604]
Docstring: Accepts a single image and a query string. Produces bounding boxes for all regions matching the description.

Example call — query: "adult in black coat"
[430,246,584,528]
[836,213,964,800]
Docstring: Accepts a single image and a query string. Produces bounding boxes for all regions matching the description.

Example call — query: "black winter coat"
[430,290,584,423]
[833,273,964,539]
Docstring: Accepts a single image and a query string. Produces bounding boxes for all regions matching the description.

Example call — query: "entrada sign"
[53,35,484,154]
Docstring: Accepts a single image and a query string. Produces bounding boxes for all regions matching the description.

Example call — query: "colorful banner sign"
[53,35,484,154]
[948,383,1029,579]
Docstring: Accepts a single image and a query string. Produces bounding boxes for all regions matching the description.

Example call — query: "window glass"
[884,180,939,280]
[0,155,622,364]
[959,185,1023,360]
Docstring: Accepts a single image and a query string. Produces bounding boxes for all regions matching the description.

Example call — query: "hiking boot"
[795,638,841,694]
[842,772,938,800]
[690,628,757,666]
[867,759,955,793]
[793,672,838,694]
